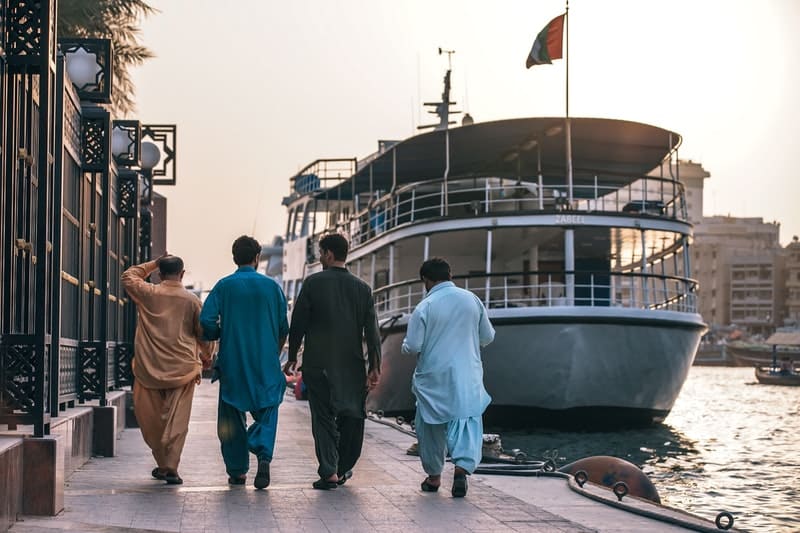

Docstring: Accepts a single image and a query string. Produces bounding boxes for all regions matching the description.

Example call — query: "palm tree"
[58,0,155,115]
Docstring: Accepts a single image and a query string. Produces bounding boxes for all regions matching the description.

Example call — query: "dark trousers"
[304,370,365,479]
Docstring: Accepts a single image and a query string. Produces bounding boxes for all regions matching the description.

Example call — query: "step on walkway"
[10,382,689,533]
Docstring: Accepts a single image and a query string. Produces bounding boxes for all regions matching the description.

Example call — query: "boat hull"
[754,367,800,386]
[727,344,800,367]
[367,311,704,428]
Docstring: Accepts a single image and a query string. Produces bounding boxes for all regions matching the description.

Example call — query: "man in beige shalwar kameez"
[122,254,214,484]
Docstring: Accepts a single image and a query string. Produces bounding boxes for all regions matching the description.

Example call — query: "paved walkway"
[10,382,693,533]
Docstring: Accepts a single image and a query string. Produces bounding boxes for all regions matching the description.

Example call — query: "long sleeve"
[199,285,221,341]
[401,305,426,355]
[478,301,495,347]
[287,284,311,362]
[193,300,216,360]
[121,260,159,304]
[363,293,382,372]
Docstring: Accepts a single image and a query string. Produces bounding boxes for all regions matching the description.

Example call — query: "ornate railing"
[374,270,698,321]
[334,175,686,246]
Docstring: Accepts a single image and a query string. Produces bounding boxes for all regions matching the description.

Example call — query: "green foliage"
[57,0,156,115]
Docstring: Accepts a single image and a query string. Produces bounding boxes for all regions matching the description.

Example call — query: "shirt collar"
[161,280,184,288]
[236,266,256,273]
[426,280,455,296]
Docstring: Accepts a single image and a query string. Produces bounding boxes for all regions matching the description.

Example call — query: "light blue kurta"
[200,266,289,412]
[401,281,496,425]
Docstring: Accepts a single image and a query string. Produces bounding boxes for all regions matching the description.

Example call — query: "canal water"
[499,367,799,533]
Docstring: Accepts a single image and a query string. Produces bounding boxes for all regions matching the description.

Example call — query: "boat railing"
[287,158,357,197]
[343,175,687,246]
[373,270,698,320]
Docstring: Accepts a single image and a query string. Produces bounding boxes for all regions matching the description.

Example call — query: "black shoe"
[312,478,338,490]
[165,473,183,485]
[420,478,440,492]
[336,470,353,486]
[452,473,467,497]
[228,475,246,485]
[254,459,270,489]
[151,468,166,480]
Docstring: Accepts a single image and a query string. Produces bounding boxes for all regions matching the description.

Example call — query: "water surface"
[498,367,800,532]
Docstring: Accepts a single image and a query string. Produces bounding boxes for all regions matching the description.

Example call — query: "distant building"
[661,160,790,333]
[785,237,800,323]
[692,215,783,331]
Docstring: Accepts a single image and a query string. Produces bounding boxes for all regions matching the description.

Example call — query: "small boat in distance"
[728,328,800,367]
[750,330,800,386]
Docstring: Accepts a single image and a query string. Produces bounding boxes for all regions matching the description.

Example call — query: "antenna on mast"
[419,48,461,131]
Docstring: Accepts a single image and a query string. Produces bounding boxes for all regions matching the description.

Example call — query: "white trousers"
[414,411,483,475]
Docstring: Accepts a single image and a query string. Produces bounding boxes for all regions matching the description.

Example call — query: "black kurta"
[288,267,382,418]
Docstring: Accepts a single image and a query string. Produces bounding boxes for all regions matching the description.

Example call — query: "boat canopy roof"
[308,117,681,202]
[765,331,800,346]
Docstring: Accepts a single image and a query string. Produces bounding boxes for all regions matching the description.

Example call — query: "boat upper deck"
[285,117,682,203]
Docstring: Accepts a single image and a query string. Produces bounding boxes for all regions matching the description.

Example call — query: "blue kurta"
[200,266,289,412]
[401,281,496,424]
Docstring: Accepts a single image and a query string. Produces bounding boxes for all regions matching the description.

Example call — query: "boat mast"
[420,49,461,217]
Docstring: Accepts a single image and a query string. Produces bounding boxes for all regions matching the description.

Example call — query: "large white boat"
[280,68,706,428]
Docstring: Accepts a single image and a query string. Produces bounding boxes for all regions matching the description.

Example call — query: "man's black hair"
[319,233,349,261]
[232,235,261,266]
[159,255,184,277]
[420,257,451,282]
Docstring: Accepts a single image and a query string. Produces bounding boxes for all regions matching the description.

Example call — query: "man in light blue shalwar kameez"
[200,236,288,490]
[401,258,495,497]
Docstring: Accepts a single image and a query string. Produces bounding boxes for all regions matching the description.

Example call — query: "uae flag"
[526,14,565,68]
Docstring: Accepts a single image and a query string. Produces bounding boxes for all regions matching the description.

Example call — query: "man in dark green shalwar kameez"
[285,233,382,489]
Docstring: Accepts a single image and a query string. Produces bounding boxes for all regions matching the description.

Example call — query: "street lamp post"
[139,141,162,262]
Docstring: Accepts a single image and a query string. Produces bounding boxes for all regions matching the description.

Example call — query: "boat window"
[299,202,311,237]
[285,207,294,240]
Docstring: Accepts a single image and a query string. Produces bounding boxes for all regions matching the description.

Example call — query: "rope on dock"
[366,411,739,532]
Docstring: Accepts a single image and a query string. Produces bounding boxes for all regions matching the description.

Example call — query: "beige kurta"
[122,260,213,388]
[122,260,214,474]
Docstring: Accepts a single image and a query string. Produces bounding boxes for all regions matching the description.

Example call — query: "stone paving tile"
[11,382,614,533]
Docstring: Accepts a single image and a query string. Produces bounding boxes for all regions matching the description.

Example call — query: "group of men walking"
[122,232,494,497]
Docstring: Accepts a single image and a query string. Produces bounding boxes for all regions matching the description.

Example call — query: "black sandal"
[451,473,467,497]
[312,478,338,490]
[336,470,353,486]
[164,473,183,485]
[151,468,166,480]
[420,478,440,492]
[254,459,270,489]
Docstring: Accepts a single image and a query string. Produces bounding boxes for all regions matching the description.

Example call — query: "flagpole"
[565,0,572,204]
[564,0,575,306]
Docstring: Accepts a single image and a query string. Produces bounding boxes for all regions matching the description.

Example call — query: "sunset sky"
[129,0,800,287]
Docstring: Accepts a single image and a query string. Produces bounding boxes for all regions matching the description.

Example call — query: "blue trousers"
[415,411,483,475]
[217,397,278,477]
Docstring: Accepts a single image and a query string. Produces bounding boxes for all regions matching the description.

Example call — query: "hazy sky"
[129,0,800,288]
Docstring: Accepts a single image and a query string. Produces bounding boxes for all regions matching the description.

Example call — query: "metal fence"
[0,5,137,436]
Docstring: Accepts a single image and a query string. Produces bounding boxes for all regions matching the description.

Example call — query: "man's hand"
[367,368,380,392]
[283,360,297,376]
[195,373,202,385]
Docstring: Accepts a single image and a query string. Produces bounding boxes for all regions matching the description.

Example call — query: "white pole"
[424,235,430,260]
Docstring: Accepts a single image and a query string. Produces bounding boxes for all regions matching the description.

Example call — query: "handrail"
[338,174,687,247]
[373,270,698,320]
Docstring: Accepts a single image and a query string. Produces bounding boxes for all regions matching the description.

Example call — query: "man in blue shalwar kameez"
[201,235,289,489]
[402,258,495,497]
